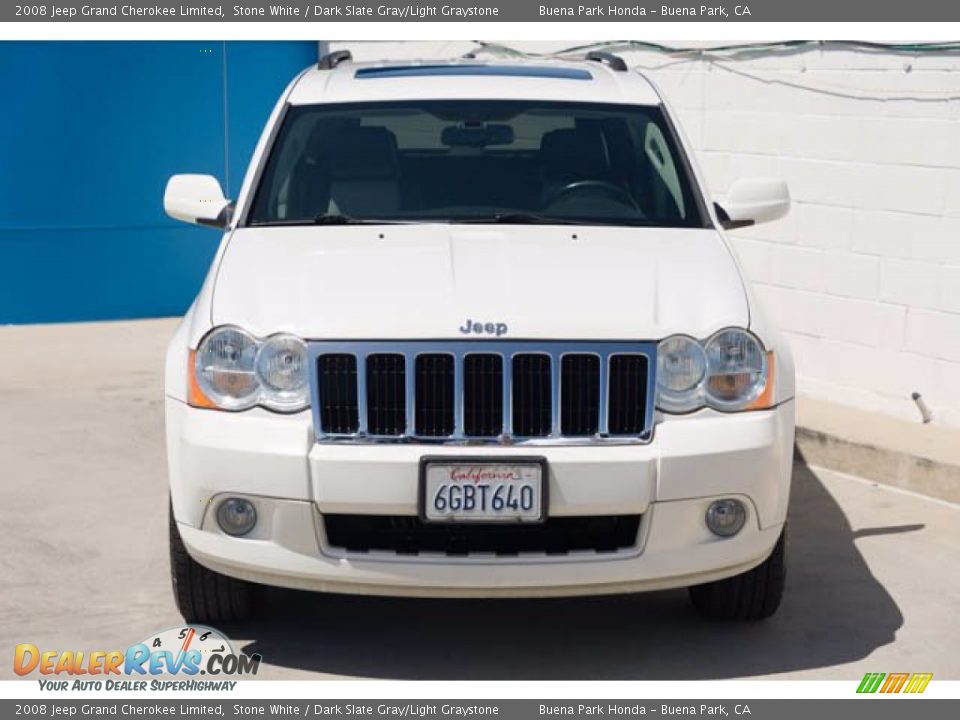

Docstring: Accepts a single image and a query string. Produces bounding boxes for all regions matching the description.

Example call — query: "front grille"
[323,514,642,556]
[310,341,655,443]
[366,354,406,435]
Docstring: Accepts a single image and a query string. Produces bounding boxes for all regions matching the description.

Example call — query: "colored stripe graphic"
[880,673,909,693]
[857,672,932,694]
[904,673,933,694]
[857,673,886,693]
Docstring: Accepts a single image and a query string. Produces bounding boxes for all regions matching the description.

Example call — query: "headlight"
[192,327,259,410]
[657,329,773,413]
[704,328,768,410]
[656,335,707,413]
[255,334,308,411]
[189,327,309,413]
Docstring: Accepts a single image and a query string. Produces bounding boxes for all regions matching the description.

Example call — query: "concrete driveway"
[1,319,958,680]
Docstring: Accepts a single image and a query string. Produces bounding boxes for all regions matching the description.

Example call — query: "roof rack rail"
[318,49,352,70]
[585,51,628,72]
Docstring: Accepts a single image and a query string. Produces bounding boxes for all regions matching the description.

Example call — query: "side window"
[643,122,685,217]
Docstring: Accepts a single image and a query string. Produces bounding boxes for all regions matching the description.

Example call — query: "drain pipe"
[911,392,933,424]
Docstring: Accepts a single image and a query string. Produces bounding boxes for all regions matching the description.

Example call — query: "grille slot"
[415,354,455,436]
[512,354,552,437]
[608,354,649,435]
[324,514,642,556]
[561,354,600,436]
[366,354,406,436]
[316,354,359,434]
[463,354,504,437]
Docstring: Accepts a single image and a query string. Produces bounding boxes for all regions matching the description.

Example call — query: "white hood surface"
[211,225,748,341]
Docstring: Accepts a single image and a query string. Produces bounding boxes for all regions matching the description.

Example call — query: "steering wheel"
[544,180,638,209]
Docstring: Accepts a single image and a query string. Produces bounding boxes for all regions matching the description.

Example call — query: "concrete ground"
[1,318,958,680]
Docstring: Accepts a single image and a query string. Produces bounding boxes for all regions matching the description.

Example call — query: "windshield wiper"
[451,213,593,226]
[250,213,655,228]
[248,214,405,227]
[312,213,390,225]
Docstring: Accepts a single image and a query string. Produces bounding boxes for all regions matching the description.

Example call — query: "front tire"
[169,505,258,624]
[688,527,786,621]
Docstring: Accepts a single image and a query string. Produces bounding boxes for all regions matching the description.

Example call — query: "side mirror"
[715,177,790,230]
[163,174,233,228]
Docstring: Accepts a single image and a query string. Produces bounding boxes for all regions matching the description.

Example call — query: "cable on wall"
[468,40,960,102]
[470,40,960,59]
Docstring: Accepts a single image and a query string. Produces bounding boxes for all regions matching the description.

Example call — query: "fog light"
[705,499,746,537]
[216,498,257,537]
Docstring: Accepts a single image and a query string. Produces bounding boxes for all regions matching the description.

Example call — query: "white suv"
[163,50,795,624]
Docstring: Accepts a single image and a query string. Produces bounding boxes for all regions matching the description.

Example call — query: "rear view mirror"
[715,177,790,230]
[441,122,514,148]
[164,174,233,228]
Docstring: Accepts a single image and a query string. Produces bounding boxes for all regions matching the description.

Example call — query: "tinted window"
[247,100,706,227]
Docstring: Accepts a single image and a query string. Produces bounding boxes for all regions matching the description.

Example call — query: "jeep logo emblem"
[459,319,508,337]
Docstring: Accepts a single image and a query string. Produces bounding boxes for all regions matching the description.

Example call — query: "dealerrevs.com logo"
[857,672,933,694]
[14,626,260,691]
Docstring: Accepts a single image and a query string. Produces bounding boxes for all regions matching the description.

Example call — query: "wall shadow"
[235,454,904,679]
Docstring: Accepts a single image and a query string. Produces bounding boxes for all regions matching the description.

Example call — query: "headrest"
[327,127,399,180]
[540,128,611,181]
[305,118,360,161]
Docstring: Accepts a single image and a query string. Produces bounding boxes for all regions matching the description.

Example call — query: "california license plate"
[419,457,547,523]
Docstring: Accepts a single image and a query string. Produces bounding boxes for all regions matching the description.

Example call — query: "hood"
[211,225,748,340]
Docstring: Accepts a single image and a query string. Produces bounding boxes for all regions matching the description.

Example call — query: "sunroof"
[355,64,593,81]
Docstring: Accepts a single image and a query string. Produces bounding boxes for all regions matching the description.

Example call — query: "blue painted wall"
[0,41,317,324]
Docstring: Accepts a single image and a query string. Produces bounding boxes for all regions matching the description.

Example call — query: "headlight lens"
[656,335,707,413]
[657,329,772,413]
[704,329,768,410]
[189,327,309,413]
[193,327,259,410]
[255,334,308,411]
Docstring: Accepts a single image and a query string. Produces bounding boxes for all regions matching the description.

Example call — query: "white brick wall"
[332,41,960,428]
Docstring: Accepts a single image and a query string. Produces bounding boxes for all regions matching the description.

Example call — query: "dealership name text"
[540,707,752,717]
[539,4,751,16]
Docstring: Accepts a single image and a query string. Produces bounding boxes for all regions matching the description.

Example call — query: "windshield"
[246,100,708,228]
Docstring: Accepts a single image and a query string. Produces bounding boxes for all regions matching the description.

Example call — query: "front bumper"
[166,398,794,597]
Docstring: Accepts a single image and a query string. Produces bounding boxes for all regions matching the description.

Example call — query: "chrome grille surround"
[307,340,657,445]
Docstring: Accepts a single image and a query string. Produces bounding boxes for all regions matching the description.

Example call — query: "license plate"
[419,457,547,523]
